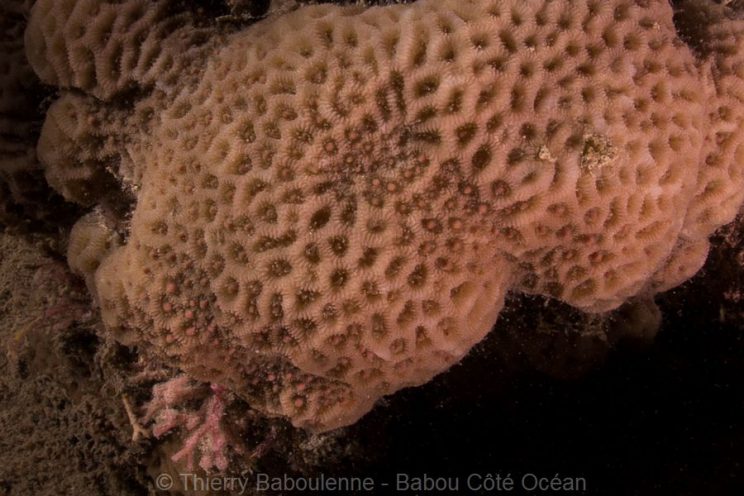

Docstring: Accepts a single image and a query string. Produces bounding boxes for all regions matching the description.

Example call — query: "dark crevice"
[671,0,744,57]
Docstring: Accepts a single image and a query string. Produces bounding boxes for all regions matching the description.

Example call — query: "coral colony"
[18,0,744,469]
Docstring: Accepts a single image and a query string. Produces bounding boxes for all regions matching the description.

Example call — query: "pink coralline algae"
[144,376,239,472]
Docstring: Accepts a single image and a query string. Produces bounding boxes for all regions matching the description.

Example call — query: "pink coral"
[27,0,744,431]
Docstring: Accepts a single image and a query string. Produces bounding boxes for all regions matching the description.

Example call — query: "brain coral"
[28,0,744,430]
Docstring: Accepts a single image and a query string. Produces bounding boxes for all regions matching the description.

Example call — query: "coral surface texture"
[25,0,744,430]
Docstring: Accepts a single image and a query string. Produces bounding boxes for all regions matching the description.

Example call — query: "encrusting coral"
[25,0,744,433]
